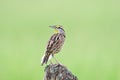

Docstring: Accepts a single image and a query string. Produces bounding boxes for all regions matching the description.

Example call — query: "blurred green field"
[0,0,120,80]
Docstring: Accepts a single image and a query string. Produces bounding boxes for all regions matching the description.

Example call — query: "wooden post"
[44,64,78,80]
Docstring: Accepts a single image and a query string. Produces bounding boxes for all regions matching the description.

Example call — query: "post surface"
[44,64,78,80]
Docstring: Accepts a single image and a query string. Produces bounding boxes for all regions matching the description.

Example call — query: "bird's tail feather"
[41,53,52,66]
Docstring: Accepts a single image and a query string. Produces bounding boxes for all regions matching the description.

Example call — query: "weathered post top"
[44,63,78,80]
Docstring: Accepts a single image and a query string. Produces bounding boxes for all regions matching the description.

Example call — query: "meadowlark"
[41,25,65,66]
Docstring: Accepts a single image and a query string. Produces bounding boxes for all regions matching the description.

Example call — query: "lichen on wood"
[44,63,78,80]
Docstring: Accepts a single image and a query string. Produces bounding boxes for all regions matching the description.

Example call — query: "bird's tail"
[41,53,52,66]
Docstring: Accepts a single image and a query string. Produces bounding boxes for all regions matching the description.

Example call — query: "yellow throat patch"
[55,29,59,33]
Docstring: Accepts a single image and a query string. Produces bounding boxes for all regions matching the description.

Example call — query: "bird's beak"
[49,25,57,29]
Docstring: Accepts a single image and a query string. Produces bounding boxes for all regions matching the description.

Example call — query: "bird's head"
[49,25,65,33]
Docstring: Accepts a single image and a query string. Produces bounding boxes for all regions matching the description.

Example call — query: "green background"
[0,0,120,80]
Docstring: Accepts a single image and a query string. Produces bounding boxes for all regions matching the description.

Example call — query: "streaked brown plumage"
[41,25,65,66]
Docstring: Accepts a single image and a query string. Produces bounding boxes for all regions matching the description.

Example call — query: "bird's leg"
[53,56,60,64]
[50,59,53,64]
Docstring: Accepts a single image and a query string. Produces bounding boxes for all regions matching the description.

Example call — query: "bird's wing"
[46,33,60,54]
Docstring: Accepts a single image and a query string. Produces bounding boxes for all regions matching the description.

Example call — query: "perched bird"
[41,25,65,66]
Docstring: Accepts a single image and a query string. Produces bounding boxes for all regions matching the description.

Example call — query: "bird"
[41,25,65,66]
